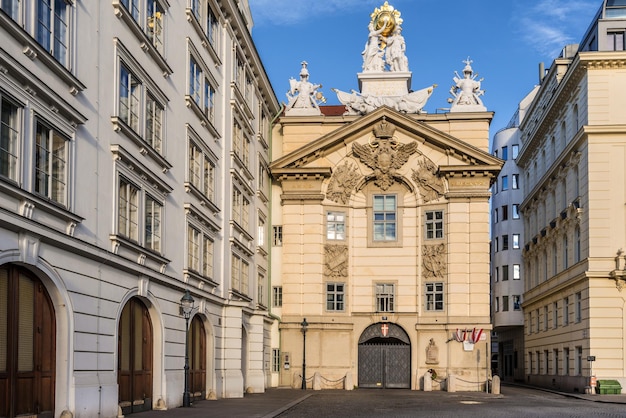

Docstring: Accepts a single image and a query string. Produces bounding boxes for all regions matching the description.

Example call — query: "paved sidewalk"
[135,388,311,418]
[134,385,626,418]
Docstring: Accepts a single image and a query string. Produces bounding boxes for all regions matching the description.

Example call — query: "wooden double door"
[0,264,56,418]
[118,298,153,414]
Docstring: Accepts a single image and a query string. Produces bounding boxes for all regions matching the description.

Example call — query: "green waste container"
[597,380,622,395]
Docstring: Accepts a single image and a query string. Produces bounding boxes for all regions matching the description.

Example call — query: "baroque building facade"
[0,0,279,416]
[517,0,626,392]
[269,5,501,387]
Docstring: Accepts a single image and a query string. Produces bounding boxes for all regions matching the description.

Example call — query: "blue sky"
[248,0,599,134]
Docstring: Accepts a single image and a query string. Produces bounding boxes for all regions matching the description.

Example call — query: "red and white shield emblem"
[381,323,389,337]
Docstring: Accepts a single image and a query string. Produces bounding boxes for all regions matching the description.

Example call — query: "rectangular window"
[501,146,508,160]
[233,120,250,167]
[204,77,215,123]
[0,97,20,181]
[544,350,549,375]
[544,306,549,331]
[564,297,569,326]
[35,121,67,205]
[513,234,520,249]
[501,175,508,191]
[122,0,140,21]
[146,0,164,55]
[502,265,509,281]
[494,266,499,282]
[207,6,219,49]
[188,141,215,202]
[501,205,508,220]
[495,296,499,312]
[529,352,533,374]
[494,208,498,223]
[425,210,444,239]
[373,195,397,241]
[512,144,519,159]
[0,0,20,20]
[512,204,520,219]
[202,234,214,278]
[535,309,540,332]
[119,63,141,133]
[494,237,499,252]
[273,225,283,246]
[575,346,583,375]
[502,295,509,312]
[376,283,394,312]
[513,264,520,280]
[189,56,202,106]
[326,283,345,311]
[188,225,201,273]
[607,31,625,51]
[575,292,582,323]
[553,302,559,329]
[272,348,280,373]
[425,282,444,311]
[231,254,249,295]
[118,177,139,241]
[232,188,250,230]
[144,195,162,252]
[512,174,519,190]
[564,348,570,375]
[258,272,266,308]
[502,235,509,250]
[327,211,346,240]
[258,217,265,247]
[272,286,282,308]
[36,0,69,65]
[145,93,163,153]
[513,295,521,310]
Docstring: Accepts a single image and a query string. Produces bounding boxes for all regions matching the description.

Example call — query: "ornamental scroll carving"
[411,157,445,203]
[352,118,418,191]
[324,244,348,277]
[327,162,360,204]
[422,243,446,278]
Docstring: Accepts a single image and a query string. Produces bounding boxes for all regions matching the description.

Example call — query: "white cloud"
[249,0,381,26]
[514,0,598,58]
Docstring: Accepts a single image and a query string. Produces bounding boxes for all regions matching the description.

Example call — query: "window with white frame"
[513,234,520,249]
[272,348,280,372]
[232,187,250,230]
[144,195,162,252]
[376,283,394,312]
[36,0,70,66]
[0,97,19,182]
[512,204,520,219]
[187,224,214,280]
[425,210,443,239]
[258,272,266,308]
[512,173,519,189]
[0,0,20,20]
[231,253,249,295]
[187,51,217,126]
[575,292,582,323]
[327,211,346,240]
[273,225,283,246]
[425,282,444,311]
[232,120,250,167]
[258,216,266,247]
[116,53,166,155]
[512,144,519,159]
[35,120,68,205]
[513,264,520,280]
[373,195,397,241]
[188,139,216,202]
[326,282,345,311]
[272,286,282,307]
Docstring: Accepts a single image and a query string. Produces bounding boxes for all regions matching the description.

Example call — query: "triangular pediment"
[270,106,502,176]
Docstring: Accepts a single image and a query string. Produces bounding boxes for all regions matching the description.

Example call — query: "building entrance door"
[118,297,153,414]
[358,323,410,388]
[0,265,56,418]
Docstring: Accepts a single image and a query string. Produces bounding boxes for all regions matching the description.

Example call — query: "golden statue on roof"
[370,1,402,39]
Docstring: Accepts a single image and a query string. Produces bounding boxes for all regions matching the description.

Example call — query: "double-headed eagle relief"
[352,117,418,190]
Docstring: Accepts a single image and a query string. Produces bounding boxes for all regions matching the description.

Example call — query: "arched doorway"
[118,297,153,414]
[188,315,206,401]
[0,264,56,418]
[358,322,410,388]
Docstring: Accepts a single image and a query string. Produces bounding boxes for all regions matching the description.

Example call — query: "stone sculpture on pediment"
[324,244,349,278]
[327,162,361,204]
[285,61,325,116]
[352,118,418,190]
[448,57,486,112]
[423,244,446,278]
[411,157,445,203]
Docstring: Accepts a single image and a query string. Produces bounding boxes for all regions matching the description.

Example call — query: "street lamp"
[301,318,308,390]
[180,289,195,407]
